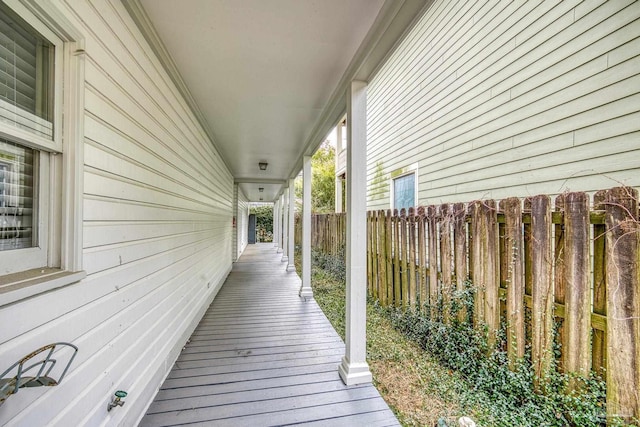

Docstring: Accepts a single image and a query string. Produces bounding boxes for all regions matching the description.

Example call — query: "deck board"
[140,243,399,426]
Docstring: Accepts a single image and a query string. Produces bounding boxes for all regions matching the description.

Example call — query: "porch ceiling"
[125,0,429,202]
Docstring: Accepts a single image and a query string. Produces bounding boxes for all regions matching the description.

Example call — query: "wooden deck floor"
[140,243,399,427]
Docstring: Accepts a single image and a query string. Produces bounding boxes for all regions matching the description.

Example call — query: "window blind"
[0,5,53,139]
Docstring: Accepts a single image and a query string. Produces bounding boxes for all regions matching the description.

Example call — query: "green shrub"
[386,289,612,427]
[312,248,346,282]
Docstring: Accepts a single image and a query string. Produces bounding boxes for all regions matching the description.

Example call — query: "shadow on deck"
[140,243,399,426]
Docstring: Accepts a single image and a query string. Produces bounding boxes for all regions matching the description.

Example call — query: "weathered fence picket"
[427,206,438,318]
[528,195,554,392]
[440,204,452,324]
[453,203,467,323]
[393,210,400,307]
[408,208,417,309]
[304,186,639,422]
[501,197,525,368]
[604,187,639,421]
[563,192,591,389]
[554,194,567,372]
[592,190,607,376]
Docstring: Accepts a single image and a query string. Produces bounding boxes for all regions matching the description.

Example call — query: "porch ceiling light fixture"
[258,162,268,171]
[258,187,264,192]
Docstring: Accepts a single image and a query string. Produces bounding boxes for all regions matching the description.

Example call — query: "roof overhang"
[123,0,431,202]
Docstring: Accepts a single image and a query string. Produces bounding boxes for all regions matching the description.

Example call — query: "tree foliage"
[250,204,273,233]
[295,140,335,213]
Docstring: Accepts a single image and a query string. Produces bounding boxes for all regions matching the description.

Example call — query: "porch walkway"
[140,243,399,426]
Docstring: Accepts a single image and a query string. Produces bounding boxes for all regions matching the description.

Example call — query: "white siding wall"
[0,1,233,426]
[233,185,249,261]
[367,0,640,209]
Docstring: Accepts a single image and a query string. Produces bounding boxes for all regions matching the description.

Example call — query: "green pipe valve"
[107,390,128,411]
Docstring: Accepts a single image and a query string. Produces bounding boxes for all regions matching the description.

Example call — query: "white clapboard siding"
[0,0,233,426]
[367,0,640,208]
[232,185,249,261]
[237,188,249,258]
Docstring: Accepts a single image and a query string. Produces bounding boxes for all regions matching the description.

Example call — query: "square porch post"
[273,199,279,248]
[282,186,289,263]
[287,178,296,271]
[299,155,314,298]
[339,80,372,385]
[277,195,284,253]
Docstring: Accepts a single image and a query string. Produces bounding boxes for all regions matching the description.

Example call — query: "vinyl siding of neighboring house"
[367,0,640,209]
[0,1,233,426]
[233,184,249,261]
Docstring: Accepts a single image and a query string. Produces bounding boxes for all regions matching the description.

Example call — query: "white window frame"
[0,0,85,306]
[390,163,418,211]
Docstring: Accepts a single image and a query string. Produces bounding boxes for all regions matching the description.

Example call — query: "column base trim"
[338,358,372,386]
[299,286,313,299]
[281,256,288,263]
[276,248,283,253]
[286,264,296,272]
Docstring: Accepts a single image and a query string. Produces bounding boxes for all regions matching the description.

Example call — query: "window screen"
[393,173,415,211]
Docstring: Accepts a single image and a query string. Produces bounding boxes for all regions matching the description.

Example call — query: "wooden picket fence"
[305,186,639,422]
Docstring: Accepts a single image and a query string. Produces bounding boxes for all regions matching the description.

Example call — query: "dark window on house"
[393,173,415,211]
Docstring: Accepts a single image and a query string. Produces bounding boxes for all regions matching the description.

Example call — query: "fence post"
[604,187,639,422]
[501,197,525,369]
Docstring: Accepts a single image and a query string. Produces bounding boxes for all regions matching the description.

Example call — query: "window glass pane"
[393,173,415,211]
[0,137,35,251]
[0,4,54,138]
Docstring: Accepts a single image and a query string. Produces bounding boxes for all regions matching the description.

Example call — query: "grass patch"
[306,250,462,426]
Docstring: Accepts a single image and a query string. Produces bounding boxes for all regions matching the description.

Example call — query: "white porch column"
[281,187,289,263]
[299,155,313,298]
[338,80,372,386]
[286,178,296,271]
[273,200,279,248]
[277,195,284,253]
